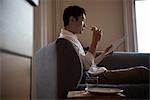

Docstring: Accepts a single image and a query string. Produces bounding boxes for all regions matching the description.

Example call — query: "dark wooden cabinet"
[1,54,31,99]
[0,0,33,99]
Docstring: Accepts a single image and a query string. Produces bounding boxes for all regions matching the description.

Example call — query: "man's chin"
[77,30,84,34]
[80,30,84,34]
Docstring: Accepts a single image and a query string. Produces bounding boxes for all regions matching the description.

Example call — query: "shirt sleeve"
[80,51,95,70]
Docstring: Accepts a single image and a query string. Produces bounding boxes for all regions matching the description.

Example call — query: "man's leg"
[98,66,150,84]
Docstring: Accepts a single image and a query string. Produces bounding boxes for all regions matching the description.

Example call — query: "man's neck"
[64,26,76,34]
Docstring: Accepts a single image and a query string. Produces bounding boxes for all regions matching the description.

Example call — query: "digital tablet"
[105,36,126,55]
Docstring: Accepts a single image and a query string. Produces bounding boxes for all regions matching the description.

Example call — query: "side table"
[67,90,126,100]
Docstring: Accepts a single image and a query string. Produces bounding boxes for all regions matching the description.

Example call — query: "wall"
[34,0,125,52]
[59,0,125,51]
[34,0,55,52]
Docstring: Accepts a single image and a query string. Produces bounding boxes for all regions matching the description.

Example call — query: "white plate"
[87,87,123,94]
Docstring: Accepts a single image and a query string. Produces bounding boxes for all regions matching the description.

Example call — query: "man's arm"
[88,27,102,56]
[89,41,98,56]
[88,27,113,65]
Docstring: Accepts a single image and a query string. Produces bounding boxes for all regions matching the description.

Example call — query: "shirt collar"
[60,29,78,39]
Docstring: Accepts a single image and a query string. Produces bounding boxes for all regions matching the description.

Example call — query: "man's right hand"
[103,44,113,56]
[89,26,103,56]
[91,26,102,43]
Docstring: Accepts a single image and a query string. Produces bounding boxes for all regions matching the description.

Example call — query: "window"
[135,0,150,53]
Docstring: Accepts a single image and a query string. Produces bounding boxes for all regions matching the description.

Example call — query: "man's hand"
[95,45,113,65]
[89,26,102,56]
[103,45,113,56]
[91,26,102,43]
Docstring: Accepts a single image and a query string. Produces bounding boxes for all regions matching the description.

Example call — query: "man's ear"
[69,16,76,23]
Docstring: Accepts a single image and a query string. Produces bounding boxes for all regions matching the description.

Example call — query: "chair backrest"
[35,38,82,99]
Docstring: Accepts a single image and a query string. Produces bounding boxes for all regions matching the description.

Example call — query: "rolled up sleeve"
[80,51,95,70]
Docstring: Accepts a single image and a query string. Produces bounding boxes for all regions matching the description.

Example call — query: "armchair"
[34,38,149,99]
[34,38,83,99]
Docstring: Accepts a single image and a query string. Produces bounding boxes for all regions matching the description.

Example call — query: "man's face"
[74,14,86,34]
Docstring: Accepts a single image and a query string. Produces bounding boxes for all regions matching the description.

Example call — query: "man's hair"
[63,5,86,26]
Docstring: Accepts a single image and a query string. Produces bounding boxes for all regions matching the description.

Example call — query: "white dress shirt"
[59,29,107,74]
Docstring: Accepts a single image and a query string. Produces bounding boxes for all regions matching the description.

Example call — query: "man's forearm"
[88,41,98,56]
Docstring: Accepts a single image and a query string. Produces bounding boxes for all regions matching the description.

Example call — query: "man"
[59,5,149,83]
